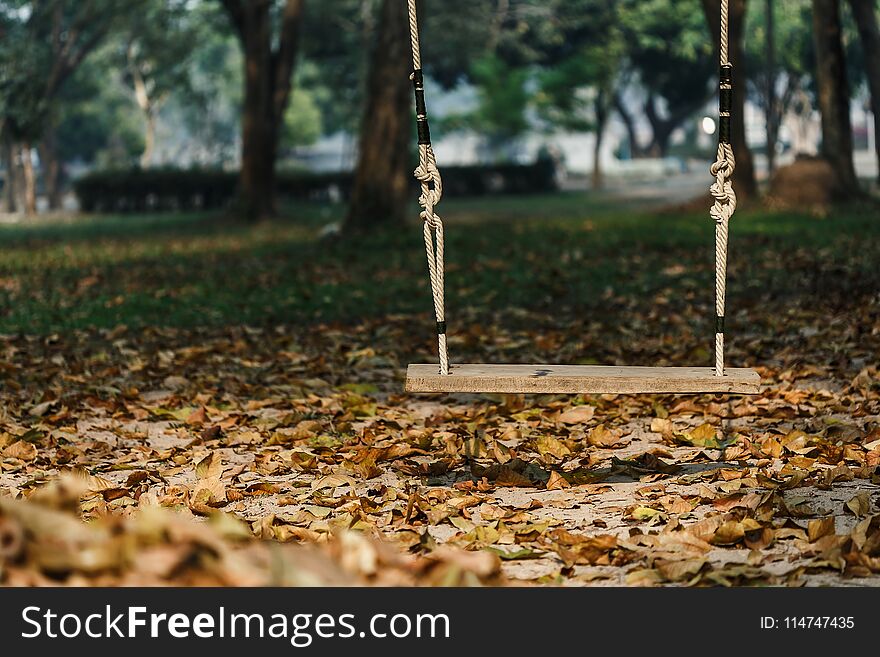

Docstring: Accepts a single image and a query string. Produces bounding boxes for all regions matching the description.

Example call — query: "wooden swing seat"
[403,4,759,399]
[406,363,760,395]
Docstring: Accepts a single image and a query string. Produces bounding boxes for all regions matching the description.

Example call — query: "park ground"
[0,190,879,586]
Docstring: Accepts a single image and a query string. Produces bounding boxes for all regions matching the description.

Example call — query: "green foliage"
[172,26,243,163]
[283,90,323,149]
[282,65,327,150]
[119,0,199,99]
[745,0,814,83]
[116,0,203,148]
[73,168,353,213]
[420,0,510,87]
[54,50,144,166]
[534,1,624,133]
[299,0,376,135]
[456,55,531,150]
[0,0,146,141]
[618,0,715,115]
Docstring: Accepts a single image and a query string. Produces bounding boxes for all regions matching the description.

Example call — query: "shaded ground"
[1,193,879,586]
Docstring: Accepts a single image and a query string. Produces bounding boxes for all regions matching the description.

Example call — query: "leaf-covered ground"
[1,194,879,586]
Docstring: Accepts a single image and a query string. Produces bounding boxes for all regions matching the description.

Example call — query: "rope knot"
[709,141,736,224]
[710,158,734,180]
[414,153,443,216]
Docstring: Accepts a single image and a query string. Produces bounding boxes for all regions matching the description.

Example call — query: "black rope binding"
[719,64,733,145]
[412,69,432,145]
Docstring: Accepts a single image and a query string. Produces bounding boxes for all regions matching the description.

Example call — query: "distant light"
[702,117,717,135]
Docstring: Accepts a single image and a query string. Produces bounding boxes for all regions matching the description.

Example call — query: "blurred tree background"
[0,0,878,220]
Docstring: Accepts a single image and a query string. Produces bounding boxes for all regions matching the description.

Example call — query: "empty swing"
[403,0,760,396]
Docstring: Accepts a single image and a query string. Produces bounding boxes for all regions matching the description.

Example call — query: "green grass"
[0,192,877,334]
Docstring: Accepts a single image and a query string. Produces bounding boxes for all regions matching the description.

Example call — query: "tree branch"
[272,0,306,121]
[613,90,643,156]
[45,0,111,97]
[219,0,247,43]
[46,22,110,97]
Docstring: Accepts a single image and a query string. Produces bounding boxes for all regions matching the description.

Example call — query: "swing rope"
[407,0,449,376]
[406,0,736,380]
[710,0,737,377]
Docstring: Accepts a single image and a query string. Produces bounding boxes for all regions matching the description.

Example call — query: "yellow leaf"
[678,423,721,448]
[712,520,745,545]
[536,436,571,459]
[631,506,662,520]
[194,452,223,480]
[587,425,618,448]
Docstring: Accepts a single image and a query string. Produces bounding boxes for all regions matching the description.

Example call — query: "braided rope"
[710,0,736,377]
[719,0,730,64]
[408,0,449,375]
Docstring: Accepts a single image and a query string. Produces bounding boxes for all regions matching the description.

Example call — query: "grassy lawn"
[1,192,877,343]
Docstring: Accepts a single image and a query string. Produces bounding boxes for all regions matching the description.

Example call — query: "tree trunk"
[344,0,411,233]
[614,92,644,158]
[643,91,713,158]
[643,95,671,157]
[128,45,157,169]
[141,112,157,168]
[592,93,609,190]
[646,121,675,158]
[847,0,880,182]
[20,141,37,216]
[812,0,860,194]
[223,0,305,222]
[701,0,758,200]
[1,130,17,213]
[239,2,276,221]
[765,0,778,175]
[39,127,63,211]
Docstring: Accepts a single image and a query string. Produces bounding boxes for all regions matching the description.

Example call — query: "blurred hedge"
[74,160,559,213]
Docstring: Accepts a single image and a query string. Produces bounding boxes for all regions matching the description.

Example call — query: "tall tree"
[120,0,198,168]
[219,0,306,221]
[0,0,139,214]
[847,0,880,182]
[344,0,411,233]
[812,0,860,194]
[701,0,758,200]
